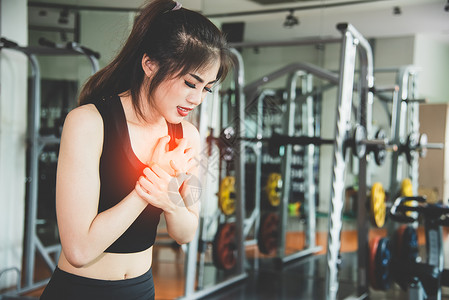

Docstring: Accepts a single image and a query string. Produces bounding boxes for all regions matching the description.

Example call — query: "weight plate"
[257,212,279,255]
[374,129,387,166]
[369,236,392,290]
[419,133,428,158]
[400,178,419,219]
[212,223,237,270]
[405,132,420,165]
[352,125,367,158]
[392,225,419,290]
[219,176,236,215]
[265,173,282,207]
[370,182,386,228]
[401,178,413,197]
[219,127,236,162]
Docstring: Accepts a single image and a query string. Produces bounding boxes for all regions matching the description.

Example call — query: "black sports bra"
[92,95,183,253]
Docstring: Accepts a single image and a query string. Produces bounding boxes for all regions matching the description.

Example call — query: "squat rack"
[243,62,339,265]
[0,37,99,298]
[325,23,374,300]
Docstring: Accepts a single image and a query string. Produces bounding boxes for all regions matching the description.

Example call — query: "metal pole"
[303,74,317,253]
[23,53,41,288]
[231,47,246,276]
[183,97,211,297]
[355,23,374,297]
[325,23,358,300]
[278,71,301,259]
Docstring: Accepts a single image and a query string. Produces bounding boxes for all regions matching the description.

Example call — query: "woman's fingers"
[151,135,171,161]
[138,174,155,193]
[149,164,171,182]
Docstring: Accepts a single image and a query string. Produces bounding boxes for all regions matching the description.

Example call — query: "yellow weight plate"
[265,173,282,207]
[401,178,413,197]
[370,182,386,228]
[401,178,418,218]
[219,176,236,215]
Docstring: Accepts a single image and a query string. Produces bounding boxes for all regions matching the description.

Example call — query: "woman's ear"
[141,54,157,77]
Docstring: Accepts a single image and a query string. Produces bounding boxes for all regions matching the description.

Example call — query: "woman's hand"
[135,163,182,212]
[149,136,196,176]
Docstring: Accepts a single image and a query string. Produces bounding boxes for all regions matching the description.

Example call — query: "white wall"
[0,0,27,290]
[414,34,449,104]
[29,9,134,98]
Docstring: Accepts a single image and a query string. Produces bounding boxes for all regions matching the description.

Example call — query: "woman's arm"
[163,121,201,244]
[56,105,148,268]
[136,121,201,244]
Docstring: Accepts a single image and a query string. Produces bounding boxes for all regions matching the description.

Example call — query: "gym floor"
[18,217,449,300]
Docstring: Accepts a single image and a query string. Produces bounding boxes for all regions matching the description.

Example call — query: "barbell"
[217,125,442,166]
[218,125,395,164]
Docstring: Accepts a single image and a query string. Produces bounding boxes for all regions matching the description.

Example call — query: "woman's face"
[151,60,221,124]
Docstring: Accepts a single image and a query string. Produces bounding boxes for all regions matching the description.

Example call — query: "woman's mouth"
[177,106,193,117]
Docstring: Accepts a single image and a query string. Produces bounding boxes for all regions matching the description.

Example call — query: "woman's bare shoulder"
[62,104,103,134]
[61,104,103,150]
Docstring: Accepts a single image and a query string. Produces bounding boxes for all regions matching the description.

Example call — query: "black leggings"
[40,267,155,300]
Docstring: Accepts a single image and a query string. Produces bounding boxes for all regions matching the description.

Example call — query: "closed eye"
[185,80,213,93]
[184,80,196,89]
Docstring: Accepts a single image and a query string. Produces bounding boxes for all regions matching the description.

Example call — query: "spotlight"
[445,0,449,12]
[393,6,401,15]
[58,9,69,25]
[283,10,299,28]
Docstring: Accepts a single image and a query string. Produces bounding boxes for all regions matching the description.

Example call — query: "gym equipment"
[181,48,248,300]
[218,176,236,215]
[369,182,387,228]
[265,173,282,207]
[390,196,449,299]
[392,225,419,291]
[0,37,99,298]
[212,223,237,270]
[401,132,443,165]
[218,123,394,161]
[368,236,392,291]
[372,129,388,166]
[257,212,279,255]
[324,23,374,300]
[401,178,414,197]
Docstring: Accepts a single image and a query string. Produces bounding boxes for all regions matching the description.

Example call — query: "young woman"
[40,0,232,299]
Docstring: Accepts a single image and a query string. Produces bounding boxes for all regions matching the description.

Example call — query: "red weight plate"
[212,223,237,270]
[257,212,279,255]
[369,236,381,290]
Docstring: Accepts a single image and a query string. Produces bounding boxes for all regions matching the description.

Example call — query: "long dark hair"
[79,0,232,121]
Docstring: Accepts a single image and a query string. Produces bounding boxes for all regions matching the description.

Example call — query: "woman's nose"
[187,90,204,106]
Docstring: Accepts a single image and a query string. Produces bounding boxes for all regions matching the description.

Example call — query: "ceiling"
[28,0,449,42]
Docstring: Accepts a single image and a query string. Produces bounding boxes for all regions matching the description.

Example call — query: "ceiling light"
[283,9,299,28]
[393,6,401,15]
[58,9,69,25]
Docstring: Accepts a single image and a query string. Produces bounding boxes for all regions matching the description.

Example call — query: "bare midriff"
[57,247,153,280]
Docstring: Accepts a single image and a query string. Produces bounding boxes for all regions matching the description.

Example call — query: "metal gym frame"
[0,37,99,298]
[179,48,248,300]
[325,23,374,300]
[388,66,421,200]
[244,63,339,265]
[180,22,373,300]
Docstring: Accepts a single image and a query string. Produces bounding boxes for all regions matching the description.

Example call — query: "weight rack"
[179,48,248,300]
[244,62,340,265]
